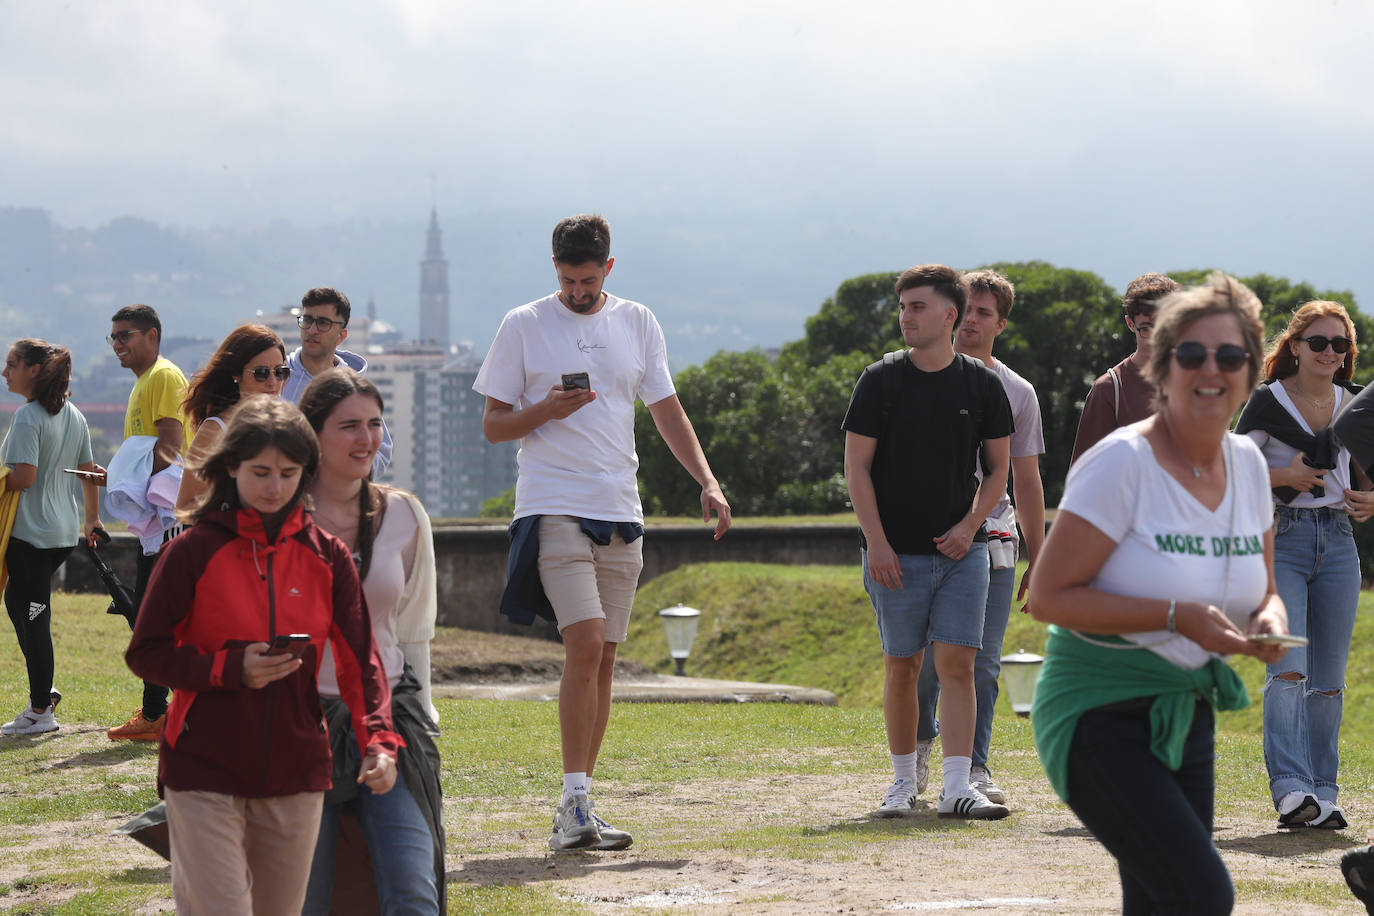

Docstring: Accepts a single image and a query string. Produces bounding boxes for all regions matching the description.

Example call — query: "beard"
[564,292,601,314]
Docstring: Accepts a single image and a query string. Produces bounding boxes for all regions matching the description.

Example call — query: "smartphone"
[63,468,104,480]
[267,633,311,658]
[1248,633,1309,647]
[561,372,590,391]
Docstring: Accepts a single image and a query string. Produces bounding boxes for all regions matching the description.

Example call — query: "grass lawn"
[1,566,1372,913]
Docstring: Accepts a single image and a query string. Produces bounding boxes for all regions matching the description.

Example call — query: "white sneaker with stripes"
[937,785,1009,820]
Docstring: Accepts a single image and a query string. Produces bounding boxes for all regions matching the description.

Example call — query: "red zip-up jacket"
[127,504,403,798]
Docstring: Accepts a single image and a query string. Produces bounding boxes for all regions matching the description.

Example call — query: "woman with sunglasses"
[1031,272,1289,914]
[1235,301,1367,830]
[177,324,291,512]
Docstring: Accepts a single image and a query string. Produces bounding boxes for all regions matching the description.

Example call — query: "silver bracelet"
[1167,599,1177,634]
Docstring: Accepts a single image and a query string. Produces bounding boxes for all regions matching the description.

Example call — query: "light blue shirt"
[2,400,93,548]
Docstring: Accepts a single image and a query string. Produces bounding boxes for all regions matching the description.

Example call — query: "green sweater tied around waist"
[1032,624,1251,802]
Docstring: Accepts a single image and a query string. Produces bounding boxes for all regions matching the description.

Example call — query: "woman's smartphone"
[1248,633,1308,647]
[561,372,590,391]
[63,468,103,480]
[266,633,311,658]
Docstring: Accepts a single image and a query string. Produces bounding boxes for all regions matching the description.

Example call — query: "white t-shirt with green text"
[1061,426,1273,670]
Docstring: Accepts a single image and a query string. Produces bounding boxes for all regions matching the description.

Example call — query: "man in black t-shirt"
[842,264,1013,821]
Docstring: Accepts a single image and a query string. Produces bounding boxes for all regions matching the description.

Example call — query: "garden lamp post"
[658,603,701,676]
[1000,649,1044,717]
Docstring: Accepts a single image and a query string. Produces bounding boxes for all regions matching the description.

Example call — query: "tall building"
[419,208,450,348]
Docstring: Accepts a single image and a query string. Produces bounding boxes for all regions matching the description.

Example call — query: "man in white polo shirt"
[475,214,731,852]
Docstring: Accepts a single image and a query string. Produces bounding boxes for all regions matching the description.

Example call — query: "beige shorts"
[537,515,644,643]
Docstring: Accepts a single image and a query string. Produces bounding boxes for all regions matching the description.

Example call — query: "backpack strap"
[879,349,906,430]
[1108,367,1121,425]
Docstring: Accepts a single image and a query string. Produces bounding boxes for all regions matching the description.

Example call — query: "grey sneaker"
[938,785,1009,820]
[1277,791,1320,828]
[2,704,58,736]
[915,738,933,794]
[549,793,600,851]
[969,765,1006,805]
[1309,801,1348,830]
[590,805,633,850]
[874,777,918,818]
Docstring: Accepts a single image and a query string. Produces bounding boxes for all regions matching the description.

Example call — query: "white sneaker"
[1277,790,1320,828]
[1309,800,1348,830]
[2,704,58,736]
[938,785,1009,820]
[589,802,633,850]
[874,777,918,817]
[969,765,1006,805]
[915,738,934,795]
[549,793,600,851]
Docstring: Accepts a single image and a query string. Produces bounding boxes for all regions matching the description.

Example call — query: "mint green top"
[1032,624,1250,802]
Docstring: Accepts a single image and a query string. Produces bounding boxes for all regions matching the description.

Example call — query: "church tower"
[419,207,450,348]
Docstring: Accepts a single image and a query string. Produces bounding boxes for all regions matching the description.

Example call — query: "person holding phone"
[126,396,400,915]
[176,324,290,512]
[1030,272,1289,914]
[1235,301,1369,830]
[1,338,102,736]
[299,369,444,915]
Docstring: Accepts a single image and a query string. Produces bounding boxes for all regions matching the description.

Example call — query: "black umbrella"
[83,528,136,621]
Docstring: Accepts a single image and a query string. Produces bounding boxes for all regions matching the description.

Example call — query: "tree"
[780,272,902,368]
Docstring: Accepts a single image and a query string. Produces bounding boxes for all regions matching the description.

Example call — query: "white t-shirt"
[1062,426,1273,669]
[983,358,1045,521]
[1243,382,1351,509]
[473,292,676,522]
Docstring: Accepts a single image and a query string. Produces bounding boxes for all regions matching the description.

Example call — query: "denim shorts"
[862,543,989,658]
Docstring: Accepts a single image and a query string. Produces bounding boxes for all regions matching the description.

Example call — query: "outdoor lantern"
[658,603,701,676]
[1000,649,1044,717]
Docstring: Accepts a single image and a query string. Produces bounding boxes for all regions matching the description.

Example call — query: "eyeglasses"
[106,329,148,346]
[246,365,292,383]
[297,314,344,331]
[1301,335,1352,354]
[1172,342,1249,373]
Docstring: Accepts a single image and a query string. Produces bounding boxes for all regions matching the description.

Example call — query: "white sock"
[943,755,972,798]
[562,772,589,802]
[891,751,918,784]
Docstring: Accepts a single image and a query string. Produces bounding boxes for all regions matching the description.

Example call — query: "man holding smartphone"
[475,214,731,852]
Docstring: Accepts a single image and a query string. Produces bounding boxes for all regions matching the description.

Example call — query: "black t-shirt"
[841,352,1014,555]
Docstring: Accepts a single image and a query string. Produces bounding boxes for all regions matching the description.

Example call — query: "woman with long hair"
[126,396,400,915]
[1030,273,1289,913]
[1234,301,1368,829]
[298,369,444,916]
[175,324,290,511]
[0,338,102,736]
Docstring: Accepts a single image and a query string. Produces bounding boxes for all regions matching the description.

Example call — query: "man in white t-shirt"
[914,269,1046,807]
[474,214,731,852]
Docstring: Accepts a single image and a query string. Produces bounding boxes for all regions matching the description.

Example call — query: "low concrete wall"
[59,523,863,639]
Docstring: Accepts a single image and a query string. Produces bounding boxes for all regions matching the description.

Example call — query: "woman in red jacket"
[127,395,402,916]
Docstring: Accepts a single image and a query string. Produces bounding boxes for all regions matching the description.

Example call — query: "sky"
[3,0,1374,356]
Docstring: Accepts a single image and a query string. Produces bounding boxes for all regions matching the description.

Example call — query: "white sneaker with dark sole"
[2,704,58,736]
[874,777,918,818]
[590,809,634,850]
[1277,791,1320,828]
[915,738,933,795]
[1309,801,1348,830]
[938,785,1010,820]
[970,765,1006,805]
[549,793,600,851]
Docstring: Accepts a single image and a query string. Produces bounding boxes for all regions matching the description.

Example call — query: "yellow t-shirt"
[125,356,192,454]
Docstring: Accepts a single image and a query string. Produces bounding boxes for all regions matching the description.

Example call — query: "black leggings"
[5,539,74,711]
[1066,700,1233,915]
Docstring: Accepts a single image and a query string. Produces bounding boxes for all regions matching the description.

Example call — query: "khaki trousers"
[164,787,324,916]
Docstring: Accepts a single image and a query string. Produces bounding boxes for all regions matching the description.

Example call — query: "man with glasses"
[1070,273,1181,464]
[106,304,192,741]
[280,286,392,474]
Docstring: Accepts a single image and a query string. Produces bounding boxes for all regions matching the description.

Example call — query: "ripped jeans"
[1263,505,1360,806]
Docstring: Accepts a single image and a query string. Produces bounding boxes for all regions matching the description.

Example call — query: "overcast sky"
[4,0,1373,348]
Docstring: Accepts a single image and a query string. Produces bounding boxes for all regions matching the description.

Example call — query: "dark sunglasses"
[1301,335,1352,354]
[246,365,292,382]
[1172,342,1249,373]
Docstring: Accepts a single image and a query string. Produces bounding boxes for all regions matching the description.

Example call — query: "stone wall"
[60,524,863,639]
